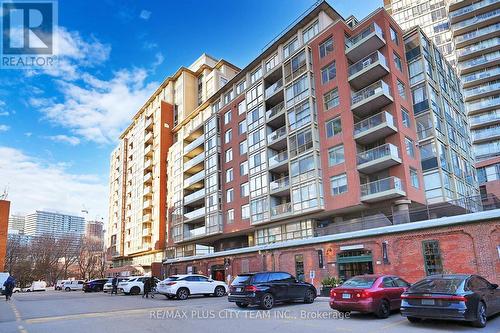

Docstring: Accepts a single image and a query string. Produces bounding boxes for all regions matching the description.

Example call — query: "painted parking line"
[379,318,407,331]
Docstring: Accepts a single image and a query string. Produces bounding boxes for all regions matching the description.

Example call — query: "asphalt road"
[0,290,498,333]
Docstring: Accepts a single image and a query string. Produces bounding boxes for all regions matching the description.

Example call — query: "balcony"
[143,172,152,184]
[456,37,500,61]
[184,226,206,240]
[142,228,152,237]
[455,23,500,48]
[450,0,500,23]
[183,170,205,188]
[265,79,283,100]
[266,101,286,128]
[348,51,389,90]
[345,22,386,63]
[268,150,288,172]
[144,117,153,131]
[467,95,500,114]
[184,152,205,173]
[143,186,152,197]
[357,143,401,174]
[144,145,153,157]
[470,110,500,128]
[267,126,287,150]
[462,65,500,88]
[184,188,206,206]
[269,176,290,195]
[458,50,500,74]
[451,8,500,35]
[464,80,500,101]
[351,80,393,117]
[360,176,406,203]
[142,213,152,223]
[144,159,153,170]
[143,199,152,210]
[353,111,397,144]
[183,135,204,156]
[184,207,205,222]
[472,125,500,143]
[144,132,153,144]
[271,202,292,218]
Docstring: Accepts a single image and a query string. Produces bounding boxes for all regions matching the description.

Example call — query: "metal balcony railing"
[455,23,500,45]
[184,207,205,220]
[450,0,498,19]
[348,51,387,77]
[184,135,204,154]
[268,126,287,143]
[270,176,290,192]
[464,80,500,99]
[462,66,500,84]
[268,150,288,167]
[452,8,500,31]
[360,176,404,196]
[353,111,394,136]
[185,226,206,239]
[184,152,205,171]
[346,22,384,49]
[184,170,205,187]
[271,202,292,217]
[470,110,500,126]
[357,143,400,165]
[351,80,391,106]
[266,102,285,119]
[184,188,205,204]
[265,79,283,99]
[467,95,500,112]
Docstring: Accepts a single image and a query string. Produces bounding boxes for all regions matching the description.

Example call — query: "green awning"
[336,254,373,264]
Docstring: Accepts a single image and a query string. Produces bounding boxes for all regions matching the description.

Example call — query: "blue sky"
[0,0,381,219]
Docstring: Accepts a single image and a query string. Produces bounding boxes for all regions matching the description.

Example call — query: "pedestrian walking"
[3,275,15,301]
[111,275,118,295]
[142,277,152,298]
[150,277,156,299]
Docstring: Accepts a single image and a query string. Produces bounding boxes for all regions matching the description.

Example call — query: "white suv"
[62,280,84,291]
[118,276,159,295]
[157,274,228,300]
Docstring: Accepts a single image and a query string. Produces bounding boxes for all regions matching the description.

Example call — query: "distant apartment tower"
[107,54,239,273]
[0,200,10,271]
[8,214,25,234]
[86,220,104,248]
[448,0,500,199]
[384,0,456,65]
[24,211,85,238]
[404,27,478,204]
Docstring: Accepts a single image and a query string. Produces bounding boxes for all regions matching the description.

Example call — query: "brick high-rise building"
[0,200,11,271]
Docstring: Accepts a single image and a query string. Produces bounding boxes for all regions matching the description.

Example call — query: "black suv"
[228,271,316,309]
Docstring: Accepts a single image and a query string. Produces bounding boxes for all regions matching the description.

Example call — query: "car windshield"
[341,276,377,288]
[232,275,252,285]
[409,278,464,294]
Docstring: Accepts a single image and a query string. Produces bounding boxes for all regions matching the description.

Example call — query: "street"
[0,290,498,333]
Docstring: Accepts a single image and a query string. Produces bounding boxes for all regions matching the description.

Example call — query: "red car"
[329,275,410,318]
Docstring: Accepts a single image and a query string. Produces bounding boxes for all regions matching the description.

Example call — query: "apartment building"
[404,27,478,204]
[8,214,25,234]
[107,54,239,273]
[448,0,500,198]
[384,0,456,65]
[164,2,429,269]
[24,210,85,238]
[0,200,9,271]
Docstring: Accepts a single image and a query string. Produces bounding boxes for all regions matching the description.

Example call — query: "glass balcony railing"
[271,202,292,217]
[472,125,500,141]
[470,110,500,126]
[267,126,287,143]
[184,188,205,204]
[184,152,205,170]
[346,22,384,49]
[142,228,152,237]
[456,37,500,58]
[144,132,153,143]
[143,172,152,183]
[184,207,205,220]
[353,111,394,136]
[268,150,288,167]
[184,135,204,154]
[467,95,500,112]
[462,66,500,84]
[450,0,499,19]
[360,176,404,197]
[143,186,152,196]
[455,23,500,45]
[458,50,500,71]
[351,80,391,105]
[144,159,153,170]
[142,213,152,222]
[266,101,285,119]
[265,79,283,99]
[270,176,290,192]
[464,80,500,99]
[144,145,153,156]
[185,226,206,239]
[184,170,205,187]
[143,200,152,209]
[348,51,387,77]
[451,9,500,31]
[357,143,400,165]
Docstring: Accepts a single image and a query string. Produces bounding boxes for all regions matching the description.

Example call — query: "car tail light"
[244,285,257,292]
[401,294,466,302]
[330,289,336,297]
[356,291,372,298]
[166,282,177,286]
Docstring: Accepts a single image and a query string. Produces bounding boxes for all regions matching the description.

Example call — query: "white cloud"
[139,10,152,20]
[24,132,33,137]
[0,146,108,218]
[46,134,81,146]
[0,124,9,132]
[152,52,164,69]
[0,112,8,116]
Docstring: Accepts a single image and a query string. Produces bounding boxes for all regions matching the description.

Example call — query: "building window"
[331,173,348,195]
[238,120,247,135]
[226,209,234,224]
[236,80,247,95]
[250,67,262,84]
[265,53,279,72]
[393,52,402,72]
[225,148,233,162]
[295,254,305,281]
[238,101,246,115]
[225,129,232,143]
[422,240,443,276]
[402,107,411,128]
[324,88,339,110]
[241,204,250,220]
[284,37,299,58]
[239,140,247,155]
[390,26,399,45]
[405,137,415,158]
[319,37,333,58]
[225,168,233,183]
[397,80,406,99]
[224,110,232,125]
[326,116,342,138]
[226,188,234,203]
[321,61,336,84]
[288,100,311,131]
[410,168,419,188]
[328,145,345,166]
[240,161,248,176]
[240,182,249,197]
[302,20,319,43]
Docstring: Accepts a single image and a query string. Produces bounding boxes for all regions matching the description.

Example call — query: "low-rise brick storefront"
[163,210,500,290]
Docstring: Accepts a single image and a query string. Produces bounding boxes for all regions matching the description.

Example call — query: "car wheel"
[407,316,422,323]
[214,286,225,297]
[375,299,390,319]
[260,293,274,310]
[130,287,141,295]
[304,288,315,304]
[65,287,71,292]
[26,289,31,292]
[176,288,189,300]
[471,302,487,328]
[236,302,249,308]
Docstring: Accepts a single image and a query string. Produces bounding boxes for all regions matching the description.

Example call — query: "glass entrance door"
[337,250,373,281]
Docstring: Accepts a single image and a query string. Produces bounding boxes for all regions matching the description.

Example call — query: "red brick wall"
[0,200,10,271]
[164,220,500,289]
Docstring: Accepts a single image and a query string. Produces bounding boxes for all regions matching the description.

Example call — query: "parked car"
[83,279,108,292]
[157,274,228,300]
[103,277,129,293]
[118,276,160,295]
[329,275,410,318]
[26,281,47,292]
[401,274,500,328]
[62,280,85,291]
[55,280,69,291]
[228,271,316,310]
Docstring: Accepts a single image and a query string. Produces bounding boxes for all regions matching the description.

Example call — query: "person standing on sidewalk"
[3,275,15,301]
[150,277,156,299]
[111,275,118,295]
[142,277,152,298]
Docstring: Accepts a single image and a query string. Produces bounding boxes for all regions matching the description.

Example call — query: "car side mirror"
[491,284,498,289]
